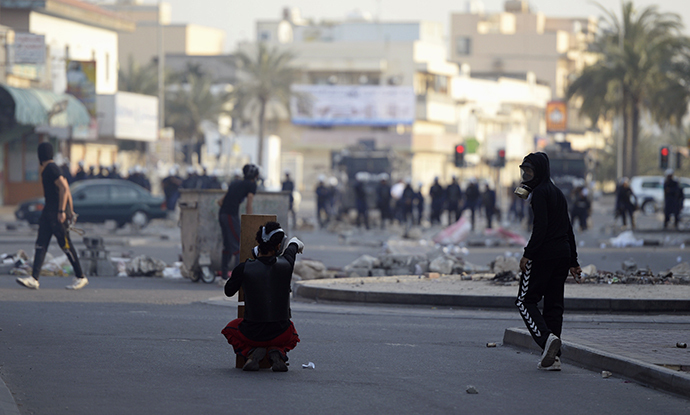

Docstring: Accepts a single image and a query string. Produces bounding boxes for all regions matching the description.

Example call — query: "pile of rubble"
[340,247,490,278]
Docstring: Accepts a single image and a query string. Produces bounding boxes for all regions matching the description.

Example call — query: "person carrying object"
[514,152,582,371]
[17,142,88,290]
[218,164,259,280]
[221,222,304,372]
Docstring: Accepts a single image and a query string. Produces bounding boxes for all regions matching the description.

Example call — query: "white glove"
[288,237,304,254]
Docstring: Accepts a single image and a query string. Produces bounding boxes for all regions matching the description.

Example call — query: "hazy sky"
[156,0,690,52]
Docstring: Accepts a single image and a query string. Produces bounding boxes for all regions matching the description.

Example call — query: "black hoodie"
[522,152,579,267]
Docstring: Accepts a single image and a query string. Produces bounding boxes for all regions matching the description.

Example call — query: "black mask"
[38,142,54,164]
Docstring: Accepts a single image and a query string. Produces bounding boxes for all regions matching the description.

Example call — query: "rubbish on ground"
[163,266,183,279]
[492,255,520,273]
[484,227,528,246]
[492,271,517,285]
[302,362,315,369]
[126,255,166,277]
[580,264,597,276]
[433,217,471,245]
[601,371,613,378]
[621,259,637,272]
[486,343,497,348]
[677,342,687,349]
[293,260,329,280]
[466,386,479,394]
[609,231,643,248]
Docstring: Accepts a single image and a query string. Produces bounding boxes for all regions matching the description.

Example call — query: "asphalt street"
[0,276,689,415]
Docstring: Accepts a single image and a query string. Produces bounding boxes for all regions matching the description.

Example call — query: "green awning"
[0,85,90,128]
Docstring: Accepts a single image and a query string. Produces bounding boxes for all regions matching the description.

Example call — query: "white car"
[629,176,690,215]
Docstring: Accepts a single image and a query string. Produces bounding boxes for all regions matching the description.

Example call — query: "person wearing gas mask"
[514,152,582,371]
[221,222,304,372]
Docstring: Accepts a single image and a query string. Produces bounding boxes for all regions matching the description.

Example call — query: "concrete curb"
[0,374,20,415]
[503,327,690,399]
[293,283,690,312]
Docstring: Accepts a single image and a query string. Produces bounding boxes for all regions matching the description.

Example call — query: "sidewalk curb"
[293,282,690,312]
[503,327,690,399]
[0,374,20,415]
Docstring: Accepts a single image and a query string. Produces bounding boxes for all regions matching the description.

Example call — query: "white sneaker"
[538,356,561,371]
[16,276,39,289]
[66,277,88,290]
[539,334,561,368]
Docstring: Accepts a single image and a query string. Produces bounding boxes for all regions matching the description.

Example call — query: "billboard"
[66,60,97,118]
[290,84,415,126]
[546,101,567,133]
[12,33,46,64]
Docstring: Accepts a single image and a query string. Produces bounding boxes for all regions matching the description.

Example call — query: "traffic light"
[659,146,670,170]
[454,144,465,167]
[496,148,506,167]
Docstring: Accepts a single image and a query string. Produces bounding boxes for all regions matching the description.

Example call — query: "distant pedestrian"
[376,174,393,229]
[218,164,259,280]
[664,169,684,229]
[445,177,462,224]
[413,183,424,226]
[354,172,370,230]
[429,177,444,225]
[282,171,296,227]
[401,179,415,226]
[570,185,591,231]
[16,142,88,290]
[74,161,87,182]
[162,168,183,212]
[482,184,496,229]
[515,152,581,371]
[464,179,480,230]
[615,178,636,228]
[315,175,330,227]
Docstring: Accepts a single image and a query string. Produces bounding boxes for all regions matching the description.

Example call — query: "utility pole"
[157,1,165,131]
[616,0,624,179]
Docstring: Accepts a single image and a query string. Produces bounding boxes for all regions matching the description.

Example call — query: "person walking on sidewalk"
[221,222,304,371]
[17,142,88,290]
[218,164,258,280]
[514,152,582,371]
[663,169,684,230]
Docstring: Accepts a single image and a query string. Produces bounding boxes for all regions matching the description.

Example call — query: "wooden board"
[235,214,277,369]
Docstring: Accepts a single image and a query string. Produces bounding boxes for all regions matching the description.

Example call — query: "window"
[77,185,109,202]
[111,185,139,201]
[456,37,472,56]
[641,181,661,189]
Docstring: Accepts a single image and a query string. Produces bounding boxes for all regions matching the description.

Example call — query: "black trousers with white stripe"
[515,257,570,350]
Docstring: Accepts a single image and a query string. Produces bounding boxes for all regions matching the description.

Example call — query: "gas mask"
[514,164,535,200]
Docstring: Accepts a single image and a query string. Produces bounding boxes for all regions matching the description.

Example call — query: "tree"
[233,43,298,166]
[165,70,232,161]
[118,56,159,96]
[567,1,690,178]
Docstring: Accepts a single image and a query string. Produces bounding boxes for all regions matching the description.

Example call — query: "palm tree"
[118,56,159,96]
[567,1,689,177]
[233,43,298,166]
[165,71,233,161]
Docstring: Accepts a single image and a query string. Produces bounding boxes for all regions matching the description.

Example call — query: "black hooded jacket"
[522,152,579,266]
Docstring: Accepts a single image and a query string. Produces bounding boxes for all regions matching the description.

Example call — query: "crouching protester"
[514,152,582,371]
[221,222,304,372]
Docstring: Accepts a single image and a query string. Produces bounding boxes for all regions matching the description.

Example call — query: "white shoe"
[16,276,39,289]
[66,277,88,290]
[539,334,561,368]
[538,356,561,371]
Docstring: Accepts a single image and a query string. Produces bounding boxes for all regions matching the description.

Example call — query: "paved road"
[0,275,688,415]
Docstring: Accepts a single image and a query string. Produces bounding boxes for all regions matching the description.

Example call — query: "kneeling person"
[221,222,304,371]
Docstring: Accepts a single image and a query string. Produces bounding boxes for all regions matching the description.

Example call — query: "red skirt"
[221,319,300,358]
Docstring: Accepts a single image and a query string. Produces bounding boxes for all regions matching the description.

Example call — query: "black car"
[14,179,167,227]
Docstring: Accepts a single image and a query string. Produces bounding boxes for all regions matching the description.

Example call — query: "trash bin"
[178,189,290,283]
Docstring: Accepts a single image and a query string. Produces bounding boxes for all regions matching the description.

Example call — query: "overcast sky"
[154,0,690,52]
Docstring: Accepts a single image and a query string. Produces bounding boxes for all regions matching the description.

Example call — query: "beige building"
[449,0,603,150]
[101,1,225,67]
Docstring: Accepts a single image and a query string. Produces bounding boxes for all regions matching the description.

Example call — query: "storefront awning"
[0,85,91,129]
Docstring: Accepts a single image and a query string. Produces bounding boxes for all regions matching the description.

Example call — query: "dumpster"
[178,189,290,283]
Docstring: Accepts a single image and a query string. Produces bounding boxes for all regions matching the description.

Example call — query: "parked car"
[629,176,690,215]
[14,179,167,227]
